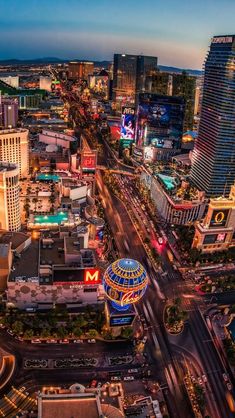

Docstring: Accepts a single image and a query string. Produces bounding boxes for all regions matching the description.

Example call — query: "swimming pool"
[157,174,177,191]
[33,212,68,225]
[36,173,60,182]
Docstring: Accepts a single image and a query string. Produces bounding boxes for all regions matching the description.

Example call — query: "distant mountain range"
[0,57,202,76]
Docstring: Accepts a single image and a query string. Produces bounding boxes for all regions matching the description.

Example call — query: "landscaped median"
[164,298,187,335]
[195,274,235,294]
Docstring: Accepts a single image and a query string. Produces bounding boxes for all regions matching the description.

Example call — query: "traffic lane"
[139,294,193,418]
[204,290,235,306]
[189,308,233,418]
[0,337,133,357]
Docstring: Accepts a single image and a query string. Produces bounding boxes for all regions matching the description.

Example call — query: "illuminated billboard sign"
[136,94,185,148]
[212,36,233,44]
[203,233,226,245]
[54,268,101,285]
[209,209,229,228]
[110,314,135,327]
[81,151,97,174]
[121,107,136,140]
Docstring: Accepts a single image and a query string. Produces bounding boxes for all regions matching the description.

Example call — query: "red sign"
[84,268,101,284]
[81,151,97,173]
[53,268,101,286]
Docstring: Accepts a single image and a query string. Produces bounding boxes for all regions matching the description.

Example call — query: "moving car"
[157,236,164,245]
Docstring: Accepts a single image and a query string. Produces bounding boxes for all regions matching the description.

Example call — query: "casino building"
[192,182,235,253]
[6,233,103,310]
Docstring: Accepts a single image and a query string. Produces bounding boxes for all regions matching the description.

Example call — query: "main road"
[96,168,234,418]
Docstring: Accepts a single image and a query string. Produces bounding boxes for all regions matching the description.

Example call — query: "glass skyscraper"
[190,35,235,197]
[112,54,158,107]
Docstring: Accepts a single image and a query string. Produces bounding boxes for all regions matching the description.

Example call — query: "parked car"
[46,339,57,344]
[128,369,138,374]
[88,339,96,343]
[124,376,134,381]
[31,339,41,344]
[73,339,83,344]
[202,374,207,383]
[198,377,203,385]
[59,339,69,344]
[227,382,232,391]
[7,329,14,336]
[223,373,229,382]
[90,380,97,388]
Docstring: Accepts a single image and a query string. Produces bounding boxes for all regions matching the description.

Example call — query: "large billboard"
[110,314,135,327]
[121,107,136,140]
[53,268,101,286]
[81,151,97,175]
[209,209,230,228]
[136,94,185,149]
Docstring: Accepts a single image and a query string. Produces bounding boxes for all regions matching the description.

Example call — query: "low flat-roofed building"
[38,393,102,418]
[7,235,103,310]
[140,168,206,225]
[37,389,124,418]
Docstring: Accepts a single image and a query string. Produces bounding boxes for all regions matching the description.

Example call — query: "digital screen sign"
[203,233,226,245]
[209,209,229,228]
[136,94,185,148]
[53,268,101,285]
[81,151,97,174]
[121,107,136,140]
[110,315,135,327]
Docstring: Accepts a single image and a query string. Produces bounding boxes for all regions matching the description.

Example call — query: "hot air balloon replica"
[103,258,148,327]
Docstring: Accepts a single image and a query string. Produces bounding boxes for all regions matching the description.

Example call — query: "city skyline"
[0,0,235,68]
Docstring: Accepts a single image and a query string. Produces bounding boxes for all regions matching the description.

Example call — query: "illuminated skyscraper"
[112,54,158,107]
[0,162,20,232]
[0,128,29,178]
[191,35,235,197]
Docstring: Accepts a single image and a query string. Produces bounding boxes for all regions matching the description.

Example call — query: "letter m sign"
[84,269,101,284]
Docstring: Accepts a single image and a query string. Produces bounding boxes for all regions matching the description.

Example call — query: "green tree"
[41,328,51,338]
[121,327,133,339]
[12,320,24,335]
[87,329,98,338]
[24,329,34,339]
[73,327,83,337]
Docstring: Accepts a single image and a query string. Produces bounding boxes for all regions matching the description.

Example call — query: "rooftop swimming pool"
[36,173,60,182]
[33,212,68,225]
[157,173,177,191]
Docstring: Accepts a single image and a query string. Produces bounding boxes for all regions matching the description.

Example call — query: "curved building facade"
[0,128,29,178]
[0,162,20,231]
[191,35,235,197]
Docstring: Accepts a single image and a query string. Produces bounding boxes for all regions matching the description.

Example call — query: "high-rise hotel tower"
[191,35,235,197]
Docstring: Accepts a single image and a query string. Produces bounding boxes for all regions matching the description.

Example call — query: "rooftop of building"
[38,393,101,418]
[0,162,18,172]
[0,231,30,251]
[0,128,28,135]
[8,238,39,282]
[147,161,203,203]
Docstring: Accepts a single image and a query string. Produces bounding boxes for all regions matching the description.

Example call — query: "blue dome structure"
[103,258,148,311]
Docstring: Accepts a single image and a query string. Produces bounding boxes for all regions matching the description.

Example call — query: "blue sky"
[0,0,234,68]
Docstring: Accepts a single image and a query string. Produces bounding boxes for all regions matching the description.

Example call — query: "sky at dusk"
[0,0,234,69]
